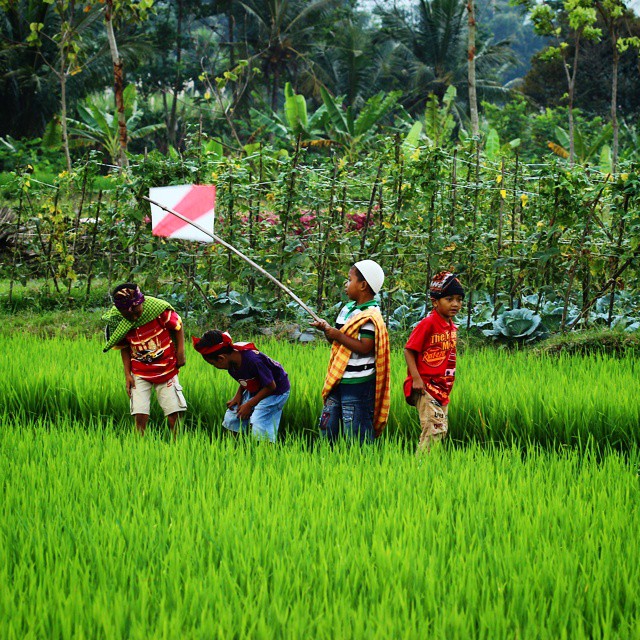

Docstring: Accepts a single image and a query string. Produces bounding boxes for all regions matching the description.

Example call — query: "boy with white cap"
[312,260,391,443]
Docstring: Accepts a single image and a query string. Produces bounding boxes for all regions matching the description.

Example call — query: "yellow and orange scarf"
[321,309,391,437]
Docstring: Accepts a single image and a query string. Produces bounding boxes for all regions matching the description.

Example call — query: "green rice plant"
[2,334,639,448]
[1,421,639,638]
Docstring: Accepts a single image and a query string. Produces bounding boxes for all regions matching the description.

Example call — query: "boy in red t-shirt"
[104,283,187,436]
[403,272,464,452]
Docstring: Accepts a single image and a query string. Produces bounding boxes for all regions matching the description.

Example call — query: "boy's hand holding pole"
[311,319,340,343]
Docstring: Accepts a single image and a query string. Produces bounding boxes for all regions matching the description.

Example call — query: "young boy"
[193,330,290,443]
[103,283,187,435]
[312,259,391,443]
[404,271,464,452]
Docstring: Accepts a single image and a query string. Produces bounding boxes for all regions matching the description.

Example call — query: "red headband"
[192,331,232,356]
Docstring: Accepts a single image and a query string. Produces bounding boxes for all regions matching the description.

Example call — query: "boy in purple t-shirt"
[193,330,290,442]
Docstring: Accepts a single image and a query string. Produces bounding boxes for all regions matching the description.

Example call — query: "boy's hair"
[112,282,139,298]
[353,267,376,296]
[112,282,144,311]
[196,330,234,356]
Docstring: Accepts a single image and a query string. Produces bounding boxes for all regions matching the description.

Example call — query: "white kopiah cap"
[354,259,385,294]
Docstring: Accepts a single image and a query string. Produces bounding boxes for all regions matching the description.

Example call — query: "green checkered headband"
[103,294,174,352]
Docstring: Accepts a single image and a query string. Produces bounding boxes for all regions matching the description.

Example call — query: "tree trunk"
[105,0,128,166]
[168,0,183,149]
[565,35,581,166]
[466,0,479,136]
[611,38,619,171]
[60,57,72,172]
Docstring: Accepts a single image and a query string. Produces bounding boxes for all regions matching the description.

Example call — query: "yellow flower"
[444,244,456,251]
[266,192,275,202]
[58,170,68,179]
[410,149,420,161]
[621,173,629,181]
[204,91,211,100]
[382,221,392,229]
[496,174,503,184]
[211,172,218,181]
[500,189,507,199]
[536,220,544,229]
[520,194,528,207]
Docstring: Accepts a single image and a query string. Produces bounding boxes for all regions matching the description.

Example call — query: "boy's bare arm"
[310,319,335,344]
[236,381,277,420]
[330,331,374,355]
[172,325,186,368]
[404,348,427,394]
[120,347,135,396]
[311,320,374,354]
[227,386,243,409]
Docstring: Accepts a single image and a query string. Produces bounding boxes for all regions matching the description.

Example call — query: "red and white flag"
[149,184,216,243]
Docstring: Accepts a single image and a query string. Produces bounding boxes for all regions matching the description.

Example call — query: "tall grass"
[4,334,639,448]
[1,421,639,638]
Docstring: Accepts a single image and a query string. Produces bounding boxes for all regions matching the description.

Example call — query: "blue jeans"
[223,389,290,443]
[318,379,375,444]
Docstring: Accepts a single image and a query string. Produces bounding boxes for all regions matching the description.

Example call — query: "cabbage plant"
[483,309,548,344]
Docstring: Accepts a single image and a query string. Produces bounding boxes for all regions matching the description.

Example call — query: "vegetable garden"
[3,137,640,337]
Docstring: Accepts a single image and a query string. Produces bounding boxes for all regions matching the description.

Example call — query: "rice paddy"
[3,334,639,447]
[2,333,640,638]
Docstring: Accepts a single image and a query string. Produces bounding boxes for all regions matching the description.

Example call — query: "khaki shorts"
[130,374,187,416]
[411,391,448,452]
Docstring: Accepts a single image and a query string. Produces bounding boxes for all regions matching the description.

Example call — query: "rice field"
[3,334,640,637]
[3,334,639,447]
[1,424,639,638]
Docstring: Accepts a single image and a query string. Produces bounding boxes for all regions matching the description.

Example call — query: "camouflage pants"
[411,391,448,453]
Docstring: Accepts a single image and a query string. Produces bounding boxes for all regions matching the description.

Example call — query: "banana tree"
[68,85,164,164]
[250,82,329,144]
[548,122,613,171]
[319,87,401,155]
[403,85,461,154]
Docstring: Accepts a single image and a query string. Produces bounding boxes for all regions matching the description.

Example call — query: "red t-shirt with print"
[403,309,457,405]
[122,309,182,383]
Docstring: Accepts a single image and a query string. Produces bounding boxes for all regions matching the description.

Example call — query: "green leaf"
[485,128,501,161]
[320,86,348,137]
[402,122,423,152]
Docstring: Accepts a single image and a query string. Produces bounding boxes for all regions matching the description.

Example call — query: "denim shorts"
[223,389,290,443]
[318,379,375,444]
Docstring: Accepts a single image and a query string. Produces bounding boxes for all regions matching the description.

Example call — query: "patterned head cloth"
[113,285,145,312]
[192,331,233,356]
[430,272,465,299]
[192,332,257,357]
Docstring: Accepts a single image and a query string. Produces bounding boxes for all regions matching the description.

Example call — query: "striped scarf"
[102,296,174,353]
[321,309,391,437]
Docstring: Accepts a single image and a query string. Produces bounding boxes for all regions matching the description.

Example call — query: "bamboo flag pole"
[143,195,323,323]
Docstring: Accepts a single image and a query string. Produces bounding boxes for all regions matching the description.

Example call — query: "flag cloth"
[321,309,391,437]
[150,184,216,242]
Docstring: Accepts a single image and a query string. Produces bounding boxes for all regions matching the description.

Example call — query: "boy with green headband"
[103,283,187,435]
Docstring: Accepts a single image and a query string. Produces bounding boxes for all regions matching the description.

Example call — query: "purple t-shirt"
[228,350,290,396]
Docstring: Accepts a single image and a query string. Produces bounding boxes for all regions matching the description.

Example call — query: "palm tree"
[0,1,59,138]
[377,0,515,116]
[238,0,340,110]
[311,13,393,109]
